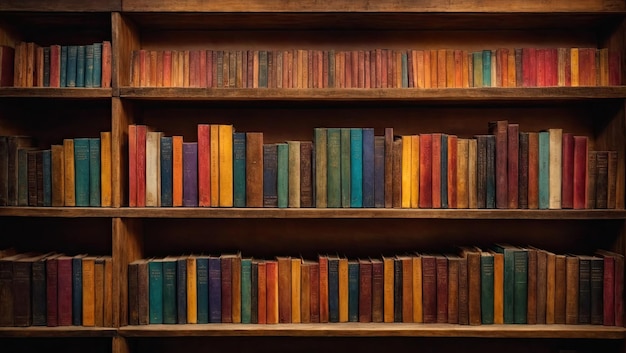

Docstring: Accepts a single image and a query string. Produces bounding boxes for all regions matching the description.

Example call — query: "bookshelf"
[0,1,625,353]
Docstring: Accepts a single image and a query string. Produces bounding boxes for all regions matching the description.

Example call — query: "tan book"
[383,255,394,322]
[145,131,162,207]
[548,128,562,209]
[82,255,97,326]
[288,141,301,208]
[63,139,75,206]
[291,258,302,323]
[277,256,292,323]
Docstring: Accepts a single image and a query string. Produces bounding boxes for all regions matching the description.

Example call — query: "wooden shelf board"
[0,0,120,12]
[121,0,626,13]
[119,87,626,102]
[118,323,626,339]
[0,326,117,337]
[0,207,119,218]
[0,88,112,99]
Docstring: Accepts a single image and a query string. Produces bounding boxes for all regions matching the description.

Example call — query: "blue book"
[374,136,385,208]
[401,51,408,88]
[482,50,491,87]
[196,256,209,324]
[60,46,68,87]
[362,128,375,208]
[148,260,164,324]
[486,135,496,208]
[441,134,448,209]
[72,255,84,326]
[67,46,78,87]
[350,128,363,207]
[84,44,94,88]
[348,260,359,322]
[160,136,173,207]
[176,257,187,324]
[233,132,246,207]
[92,42,102,87]
[89,138,100,207]
[76,45,86,87]
[183,143,198,207]
[538,131,550,209]
[328,256,339,322]
[73,138,90,207]
[277,143,288,208]
[162,257,177,324]
[262,144,278,207]
[241,258,252,323]
[208,256,222,323]
[42,149,51,207]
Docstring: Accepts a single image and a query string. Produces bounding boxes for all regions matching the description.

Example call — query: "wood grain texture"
[0,326,117,337]
[113,12,141,91]
[0,0,120,11]
[112,98,132,207]
[112,218,144,327]
[0,88,111,98]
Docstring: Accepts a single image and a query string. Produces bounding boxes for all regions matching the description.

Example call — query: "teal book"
[482,50,491,87]
[241,258,252,324]
[513,249,528,324]
[76,45,86,87]
[350,128,363,208]
[196,256,209,324]
[277,143,289,208]
[162,257,177,324]
[67,46,77,87]
[340,128,351,208]
[493,244,515,324]
[233,132,246,207]
[348,260,359,322]
[89,138,100,207]
[92,42,102,87]
[362,128,375,208]
[327,128,341,207]
[480,252,495,324]
[472,51,483,87]
[148,260,164,324]
[84,44,94,88]
[42,149,51,207]
[401,51,408,88]
[441,134,448,209]
[328,50,335,88]
[160,136,173,207]
[538,131,550,209]
[74,138,90,207]
[60,46,68,87]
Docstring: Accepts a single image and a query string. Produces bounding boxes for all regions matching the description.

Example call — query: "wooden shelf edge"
[0,326,117,337]
[0,88,112,99]
[0,0,120,12]
[117,323,626,339]
[0,207,119,218]
[118,87,626,101]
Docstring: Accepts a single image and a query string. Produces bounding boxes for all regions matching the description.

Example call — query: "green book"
[480,251,495,324]
[482,50,491,87]
[162,257,177,324]
[277,143,289,208]
[89,138,100,207]
[233,132,246,207]
[148,259,164,324]
[241,258,252,323]
[74,138,90,207]
[327,128,341,208]
[340,128,351,208]
[350,128,363,208]
[314,128,327,208]
[512,248,528,324]
[472,52,483,87]
[538,131,550,209]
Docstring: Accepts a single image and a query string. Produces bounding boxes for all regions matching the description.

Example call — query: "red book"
[419,134,433,208]
[257,261,267,324]
[528,132,539,209]
[310,262,320,323]
[364,50,371,88]
[381,49,388,88]
[561,133,575,209]
[162,50,172,87]
[265,260,279,324]
[507,124,519,208]
[199,50,207,87]
[573,136,588,209]
[46,256,59,326]
[136,125,147,207]
[431,133,442,208]
[549,48,559,86]
[375,49,382,88]
[156,51,163,87]
[57,255,73,326]
[499,48,509,87]
[536,49,546,87]
[579,48,597,86]
[609,50,621,85]
[128,124,137,207]
[358,259,372,322]
[318,255,329,323]
[197,124,211,207]
[595,249,624,327]
[564,48,572,86]
[358,50,365,88]
[49,45,61,87]
[488,120,509,209]
[522,48,537,87]
[0,45,14,87]
[447,135,458,208]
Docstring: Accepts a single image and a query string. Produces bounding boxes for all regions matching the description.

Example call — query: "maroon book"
[46,256,59,326]
[371,258,384,322]
[523,48,537,87]
[488,120,509,208]
[419,134,433,208]
[421,254,437,323]
[507,124,519,208]
[358,259,372,322]
[310,262,320,323]
[435,255,448,323]
[561,133,575,209]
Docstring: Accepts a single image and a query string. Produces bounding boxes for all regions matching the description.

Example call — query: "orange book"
[210,125,220,206]
[36,46,44,87]
[218,124,234,207]
[416,50,425,88]
[456,138,469,209]
[338,256,349,322]
[100,41,111,88]
[500,48,509,87]
[182,50,190,87]
[149,50,157,87]
[431,133,442,208]
[186,256,197,323]
[570,48,579,87]
[127,125,137,207]
[197,124,211,207]
[131,50,141,87]
[401,135,412,208]
[507,49,516,87]
[82,256,96,326]
[277,256,292,323]
[257,261,267,324]
[171,50,179,87]
[430,49,438,88]
[383,255,394,322]
[156,50,163,87]
[400,255,413,322]
[446,49,455,88]
[63,139,76,206]
[318,255,329,323]
[100,131,112,207]
[412,254,423,323]
[454,49,463,88]
[291,258,302,323]
[411,135,420,208]
[265,260,279,324]
[462,50,470,88]
[162,50,172,87]
[172,136,183,206]
[300,261,312,323]
[437,49,446,88]
[252,50,259,88]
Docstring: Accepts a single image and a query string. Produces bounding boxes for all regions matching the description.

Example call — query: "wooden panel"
[112,98,133,207]
[0,327,117,337]
[0,0,120,12]
[121,0,626,13]
[113,218,144,327]
[0,337,112,353]
[0,208,119,217]
[113,12,140,90]
[0,88,112,98]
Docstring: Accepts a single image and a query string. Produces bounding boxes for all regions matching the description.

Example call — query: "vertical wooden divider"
[112,11,140,92]
[113,217,144,328]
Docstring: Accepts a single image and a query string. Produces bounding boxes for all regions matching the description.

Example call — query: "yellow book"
[456,138,469,208]
[446,49,455,88]
[571,48,579,86]
[411,135,420,208]
[401,135,412,208]
[291,258,302,323]
[210,125,219,206]
[412,254,423,323]
[186,255,197,324]
[338,256,349,322]
[63,139,75,206]
[548,128,562,209]
[100,131,112,207]
[383,255,394,323]
[491,49,497,87]
[82,256,96,326]
[507,49,516,87]
[491,250,504,324]
[218,124,233,207]
[468,139,478,208]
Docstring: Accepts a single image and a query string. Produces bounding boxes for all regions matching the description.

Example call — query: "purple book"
[183,142,198,207]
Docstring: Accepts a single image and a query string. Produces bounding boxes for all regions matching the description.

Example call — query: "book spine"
[362,128,375,208]
[160,137,173,207]
[148,261,163,324]
[262,144,278,207]
[183,143,198,207]
[208,257,221,323]
[348,261,359,322]
[89,138,100,207]
[277,143,289,208]
[350,128,363,208]
[196,258,209,324]
[538,132,550,209]
[481,255,495,324]
[241,258,252,324]
[31,259,46,326]
[162,260,177,324]
[327,128,341,207]
[246,132,264,207]
[233,132,246,208]
[314,128,328,208]
[300,141,313,208]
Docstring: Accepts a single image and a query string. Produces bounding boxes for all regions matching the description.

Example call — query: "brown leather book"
[561,133,575,209]
[300,260,311,323]
[447,135,458,208]
[507,123,519,208]
[257,261,267,324]
[358,259,372,322]
[309,261,320,323]
[460,246,481,325]
[232,254,242,323]
[383,255,395,322]
[421,254,437,323]
[103,256,113,327]
[607,150,617,209]
[94,257,105,327]
[595,151,609,208]
[51,145,65,207]
[488,120,509,209]
[532,247,548,324]
[370,258,384,322]
[565,255,579,324]
[220,254,233,323]
[554,254,567,323]
[245,132,264,207]
[437,49,447,88]
[527,132,540,209]
[318,255,329,323]
[412,254,423,323]
[525,247,537,324]
[127,259,140,325]
[518,132,529,209]
[490,250,504,324]
[399,255,413,322]
[435,255,448,323]
[546,251,556,324]
[446,254,462,324]
[277,256,292,323]
[300,141,313,208]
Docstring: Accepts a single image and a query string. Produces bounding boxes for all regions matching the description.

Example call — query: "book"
[183,143,198,207]
[246,132,263,207]
[233,132,246,207]
[74,138,90,207]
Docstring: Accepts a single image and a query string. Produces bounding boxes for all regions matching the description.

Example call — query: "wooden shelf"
[118,87,626,103]
[121,0,626,13]
[117,323,626,339]
[0,0,120,12]
[0,326,117,338]
[0,88,112,99]
[2,207,621,219]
